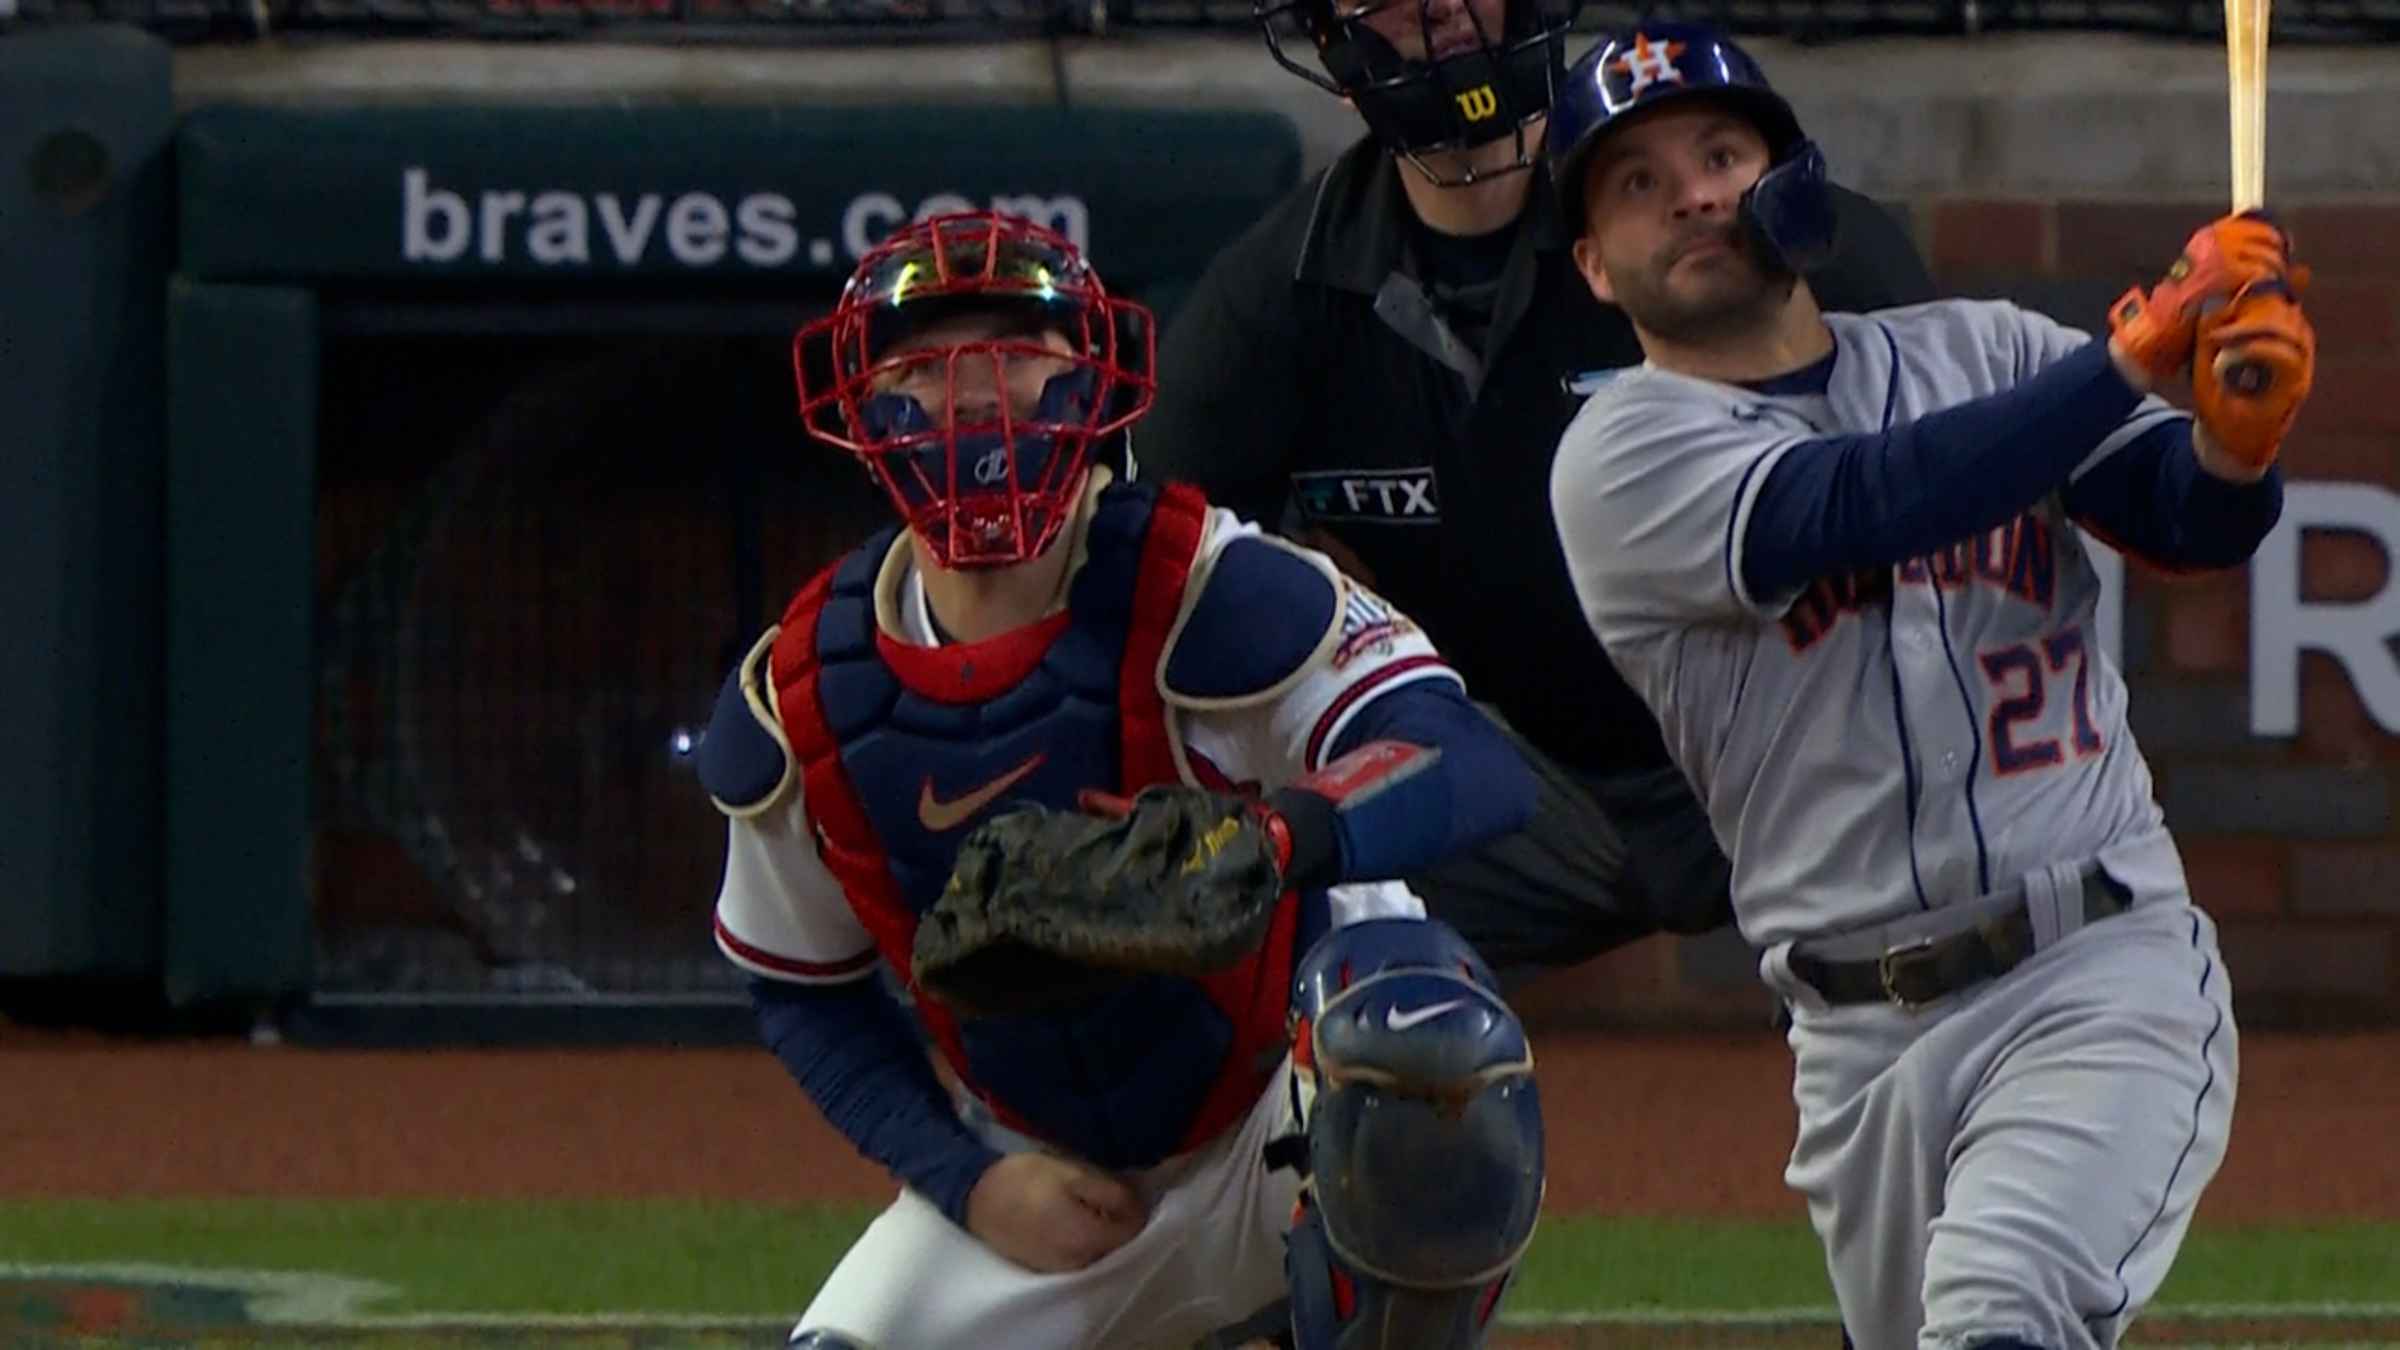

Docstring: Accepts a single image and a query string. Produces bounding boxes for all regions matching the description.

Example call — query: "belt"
[1789,870,2133,1010]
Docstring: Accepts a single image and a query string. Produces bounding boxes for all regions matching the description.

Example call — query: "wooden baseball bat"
[2229,0,2266,212]
[2222,0,2275,393]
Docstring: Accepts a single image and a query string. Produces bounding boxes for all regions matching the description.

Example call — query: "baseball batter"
[700,210,1548,1349]
[1539,24,2316,1350]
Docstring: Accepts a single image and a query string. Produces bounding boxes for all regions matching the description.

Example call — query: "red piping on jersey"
[714,914,877,982]
[1302,653,1452,769]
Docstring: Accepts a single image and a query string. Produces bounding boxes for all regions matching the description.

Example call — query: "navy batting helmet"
[1545,23,1836,274]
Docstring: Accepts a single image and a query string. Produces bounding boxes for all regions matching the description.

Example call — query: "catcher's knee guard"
[1282,917,1544,1350]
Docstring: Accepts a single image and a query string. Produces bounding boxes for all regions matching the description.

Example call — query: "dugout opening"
[305,304,891,1019]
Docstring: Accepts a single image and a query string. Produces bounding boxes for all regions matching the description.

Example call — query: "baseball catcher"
[701,209,1547,1349]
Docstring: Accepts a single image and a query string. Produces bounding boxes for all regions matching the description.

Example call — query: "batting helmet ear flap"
[1740,139,1839,274]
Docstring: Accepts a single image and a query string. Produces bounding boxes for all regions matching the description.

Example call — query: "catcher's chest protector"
[769,482,1300,1169]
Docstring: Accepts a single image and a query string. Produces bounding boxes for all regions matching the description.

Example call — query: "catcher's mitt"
[2108,210,2298,381]
[912,785,1291,1019]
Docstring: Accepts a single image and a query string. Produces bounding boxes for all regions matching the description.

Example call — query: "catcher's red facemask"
[794,212,1158,570]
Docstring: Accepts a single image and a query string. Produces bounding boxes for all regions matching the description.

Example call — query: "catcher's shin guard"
[1282,918,1545,1350]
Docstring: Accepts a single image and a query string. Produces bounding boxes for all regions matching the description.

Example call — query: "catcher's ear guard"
[1283,918,1544,1349]
[1739,139,1837,276]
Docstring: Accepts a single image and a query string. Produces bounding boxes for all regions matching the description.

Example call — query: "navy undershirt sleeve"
[1268,678,1537,890]
[2061,417,2284,570]
[1740,341,2143,600]
[748,975,1001,1227]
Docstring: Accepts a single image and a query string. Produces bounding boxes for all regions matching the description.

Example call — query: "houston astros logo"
[1609,34,1688,95]
[1454,84,1499,121]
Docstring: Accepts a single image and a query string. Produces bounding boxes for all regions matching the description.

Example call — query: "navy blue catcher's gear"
[1282,918,1544,1349]
[1546,23,1837,274]
[1255,0,1585,187]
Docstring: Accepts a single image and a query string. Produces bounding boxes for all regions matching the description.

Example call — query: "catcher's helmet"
[1255,0,1585,187]
[793,211,1156,570]
[1546,23,1836,274]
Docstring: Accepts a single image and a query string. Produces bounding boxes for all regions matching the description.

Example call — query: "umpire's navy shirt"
[1137,136,1937,780]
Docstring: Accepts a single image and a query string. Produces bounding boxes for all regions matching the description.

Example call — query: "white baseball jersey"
[713,484,1463,1349]
[713,500,1451,985]
[1555,299,2241,1350]
[1552,301,2189,946]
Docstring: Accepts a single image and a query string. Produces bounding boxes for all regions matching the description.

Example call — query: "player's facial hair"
[1612,226,1798,344]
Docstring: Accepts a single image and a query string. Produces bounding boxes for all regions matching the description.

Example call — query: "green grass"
[0,1200,2393,1317]
[1509,1217,2400,1313]
[2151,1223,2400,1308]
[1511,1216,1833,1311]
[0,1199,870,1317]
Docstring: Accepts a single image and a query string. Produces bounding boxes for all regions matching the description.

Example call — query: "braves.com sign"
[398,167,1089,270]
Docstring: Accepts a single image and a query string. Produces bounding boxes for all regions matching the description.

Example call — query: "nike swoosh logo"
[1384,998,1469,1032]
[918,753,1046,833]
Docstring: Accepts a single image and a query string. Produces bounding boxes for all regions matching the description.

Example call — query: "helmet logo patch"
[1454,85,1500,121]
[1609,34,1688,96]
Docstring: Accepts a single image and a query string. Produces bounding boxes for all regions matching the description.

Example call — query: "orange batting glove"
[2192,276,2316,475]
[2108,210,2301,382]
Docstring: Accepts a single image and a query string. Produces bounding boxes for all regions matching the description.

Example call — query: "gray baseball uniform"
[1552,300,2238,1350]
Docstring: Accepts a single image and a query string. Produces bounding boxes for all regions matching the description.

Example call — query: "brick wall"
[1514,197,2400,1033]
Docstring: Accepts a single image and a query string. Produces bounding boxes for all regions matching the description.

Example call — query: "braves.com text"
[399,167,1091,269]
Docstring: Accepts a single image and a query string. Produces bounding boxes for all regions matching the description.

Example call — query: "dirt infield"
[2,1027,2395,1222]
[3,1027,2397,1345]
